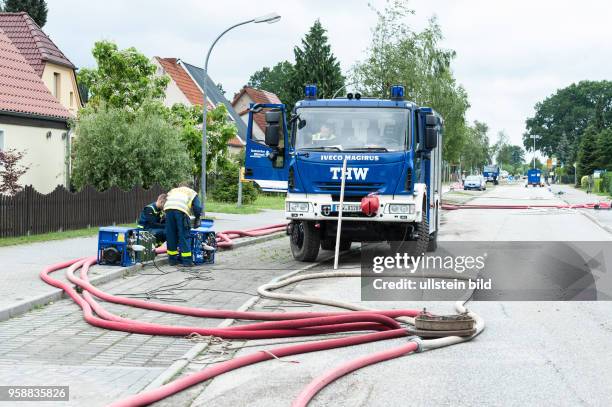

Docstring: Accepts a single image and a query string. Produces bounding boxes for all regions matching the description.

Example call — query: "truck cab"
[244,85,443,261]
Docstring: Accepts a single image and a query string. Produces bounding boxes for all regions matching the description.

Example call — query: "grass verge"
[206,193,285,214]
[0,223,136,248]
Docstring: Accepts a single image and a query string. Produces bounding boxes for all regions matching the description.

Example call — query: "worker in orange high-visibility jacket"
[163,183,202,267]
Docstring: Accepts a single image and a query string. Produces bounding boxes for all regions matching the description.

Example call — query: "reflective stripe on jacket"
[163,187,197,216]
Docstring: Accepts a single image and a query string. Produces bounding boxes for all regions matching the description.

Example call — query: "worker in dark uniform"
[137,193,167,244]
[163,183,202,267]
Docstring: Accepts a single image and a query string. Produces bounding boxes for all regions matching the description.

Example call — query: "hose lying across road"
[442,201,611,210]
[39,224,484,406]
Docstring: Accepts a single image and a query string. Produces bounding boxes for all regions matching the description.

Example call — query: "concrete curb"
[557,187,612,235]
[0,231,286,323]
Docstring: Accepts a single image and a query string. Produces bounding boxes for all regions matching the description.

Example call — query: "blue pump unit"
[97,226,139,267]
[189,218,216,265]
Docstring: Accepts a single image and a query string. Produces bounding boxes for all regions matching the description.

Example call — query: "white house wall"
[1,123,68,194]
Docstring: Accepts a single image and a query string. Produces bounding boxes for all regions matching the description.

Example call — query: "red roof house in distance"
[232,86,282,141]
[152,57,247,153]
[0,25,72,193]
[0,12,82,115]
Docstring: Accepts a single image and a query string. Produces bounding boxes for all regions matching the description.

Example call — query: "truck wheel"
[390,207,429,256]
[427,232,438,252]
[321,238,351,251]
[290,221,320,262]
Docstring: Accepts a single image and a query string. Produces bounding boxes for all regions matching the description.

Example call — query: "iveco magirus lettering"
[243,84,443,261]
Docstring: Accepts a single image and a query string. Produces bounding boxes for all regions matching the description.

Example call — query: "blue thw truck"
[526,168,543,187]
[483,164,500,185]
[243,85,443,261]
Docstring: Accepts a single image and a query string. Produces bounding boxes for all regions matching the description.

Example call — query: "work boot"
[168,257,179,266]
[180,262,195,268]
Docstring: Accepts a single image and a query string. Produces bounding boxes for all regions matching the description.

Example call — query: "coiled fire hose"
[39,226,484,406]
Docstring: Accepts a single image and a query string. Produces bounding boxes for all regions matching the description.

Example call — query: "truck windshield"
[484,165,497,172]
[294,107,409,152]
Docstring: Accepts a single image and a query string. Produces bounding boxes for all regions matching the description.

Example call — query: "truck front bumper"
[285,193,421,223]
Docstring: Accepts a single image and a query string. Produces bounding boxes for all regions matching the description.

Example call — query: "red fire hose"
[292,340,419,407]
[38,223,483,406]
[216,223,287,248]
[442,201,611,210]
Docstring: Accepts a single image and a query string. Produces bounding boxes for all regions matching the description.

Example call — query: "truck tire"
[427,232,438,252]
[290,221,320,262]
[321,238,351,251]
[390,206,430,256]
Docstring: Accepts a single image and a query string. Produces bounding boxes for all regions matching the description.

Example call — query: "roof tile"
[0,12,75,76]
[0,27,71,120]
[155,57,205,107]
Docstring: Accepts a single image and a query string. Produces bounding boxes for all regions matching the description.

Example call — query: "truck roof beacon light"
[305,84,317,100]
[390,85,405,100]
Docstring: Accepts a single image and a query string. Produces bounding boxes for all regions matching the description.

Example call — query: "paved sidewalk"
[0,237,302,406]
[0,210,285,321]
[550,184,612,232]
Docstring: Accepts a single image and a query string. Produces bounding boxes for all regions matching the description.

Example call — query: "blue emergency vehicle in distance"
[483,164,500,185]
[526,168,543,187]
[243,85,443,261]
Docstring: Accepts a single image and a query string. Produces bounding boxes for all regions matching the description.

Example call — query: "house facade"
[0,26,72,193]
[232,86,282,141]
[152,57,246,154]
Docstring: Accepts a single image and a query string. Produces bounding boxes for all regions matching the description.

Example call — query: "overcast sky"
[45,0,611,147]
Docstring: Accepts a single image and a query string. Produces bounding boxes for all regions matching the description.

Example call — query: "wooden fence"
[0,185,164,238]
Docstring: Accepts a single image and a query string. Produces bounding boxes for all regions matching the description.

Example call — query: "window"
[0,129,4,150]
[53,72,61,100]
[69,91,74,107]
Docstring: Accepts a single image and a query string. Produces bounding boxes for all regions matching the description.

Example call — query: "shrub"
[601,173,612,194]
[72,105,191,191]
[593,178,602,193]
[210,160,258,204]
[580,175,589,189]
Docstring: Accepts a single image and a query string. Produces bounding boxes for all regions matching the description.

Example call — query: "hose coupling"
[405,334,424,352]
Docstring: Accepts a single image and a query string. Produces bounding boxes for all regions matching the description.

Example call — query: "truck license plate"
[332,203,361,212]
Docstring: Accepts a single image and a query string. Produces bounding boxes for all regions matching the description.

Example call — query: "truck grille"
[314,182,384,195]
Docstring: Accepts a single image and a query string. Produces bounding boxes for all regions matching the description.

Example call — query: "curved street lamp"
[201,13,281,211]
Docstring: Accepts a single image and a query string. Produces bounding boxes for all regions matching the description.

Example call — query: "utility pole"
[200,13,281,213]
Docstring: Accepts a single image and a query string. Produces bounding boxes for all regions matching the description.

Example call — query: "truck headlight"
[287,202,310,212]
[388,203,415,214]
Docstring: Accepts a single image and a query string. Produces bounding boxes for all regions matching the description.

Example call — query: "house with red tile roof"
[0,12,82,116]
[0,26,72,193]
[152,57,247,153]
[231,86,282,141]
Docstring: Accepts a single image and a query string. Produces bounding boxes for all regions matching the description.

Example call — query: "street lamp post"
[531,134,540,169]
[200,13,281,212]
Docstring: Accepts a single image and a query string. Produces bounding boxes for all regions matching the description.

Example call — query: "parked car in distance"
[464,175,486,191]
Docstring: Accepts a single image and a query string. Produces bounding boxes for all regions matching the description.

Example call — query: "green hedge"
[210,161,258,204]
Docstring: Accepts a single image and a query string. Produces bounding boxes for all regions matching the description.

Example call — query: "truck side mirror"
[265,124,280,147]
[425,127,438,149]
[424,114,438,150]
[264,111,282,148]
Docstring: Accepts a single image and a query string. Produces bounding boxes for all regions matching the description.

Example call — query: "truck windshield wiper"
[299,146,343,151]
[345,147,389,152]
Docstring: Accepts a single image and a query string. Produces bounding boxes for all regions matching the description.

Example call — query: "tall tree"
[524,80,612,165]
[77,41,168,110]
[351,1,470,163]
[288,20,345,108]
[576,126,600,179]
[595,128,612,171]
[460,121,490,173]
[248,60,295,109]
[2,0,47,27]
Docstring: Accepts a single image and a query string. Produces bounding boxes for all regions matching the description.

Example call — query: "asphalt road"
[181,183,612,407]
